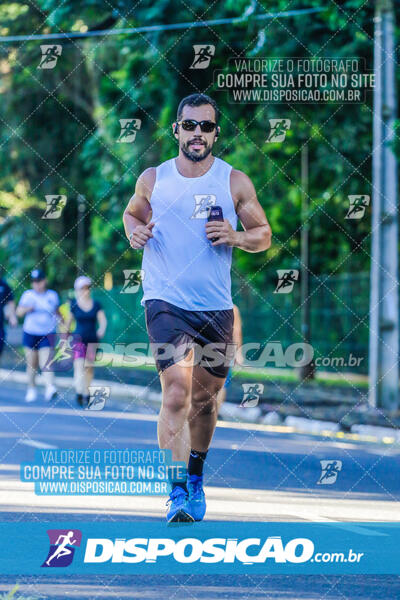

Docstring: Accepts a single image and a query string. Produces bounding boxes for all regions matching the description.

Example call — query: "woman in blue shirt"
[66,276,107,407]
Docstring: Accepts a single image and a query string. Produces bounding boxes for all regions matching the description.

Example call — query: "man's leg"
[186,365,226,521]
[144,301,200,521]
[189,364,225,452]
[158,352,193,462]
[158,352,195,522]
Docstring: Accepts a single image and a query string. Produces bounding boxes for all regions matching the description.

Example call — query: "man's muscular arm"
[123,168,156,249]
[205,169,271,252]
[232,170,271,252]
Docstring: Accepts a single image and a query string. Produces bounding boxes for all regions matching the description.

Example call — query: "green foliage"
[0,0,390,299]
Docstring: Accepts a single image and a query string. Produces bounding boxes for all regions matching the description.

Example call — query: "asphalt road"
[0,380,400,599]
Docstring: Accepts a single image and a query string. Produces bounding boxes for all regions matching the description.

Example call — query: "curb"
[218,402,399,445]
[1,370,397,445]
[0,368,162,407]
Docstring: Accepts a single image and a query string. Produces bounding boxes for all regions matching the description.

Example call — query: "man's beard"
[181,140,212,162]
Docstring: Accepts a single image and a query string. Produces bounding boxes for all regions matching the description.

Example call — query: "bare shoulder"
[230,169,256,209]
[136,167,157,200]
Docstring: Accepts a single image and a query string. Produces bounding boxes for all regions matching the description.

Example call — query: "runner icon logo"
[117,119,142,143]
[274,270,299,294]
[41,529,82,567]
[191,195,217,219]
[42,195,67,219]
[38,45,62,69]
[121,269,145,293]
[240,383,264,407]
[317,460,342,485]
[190,45,215,69]
[42,335,74,372]
[345,195,370,219]
[266,119,291,143]
[87,386,110,411]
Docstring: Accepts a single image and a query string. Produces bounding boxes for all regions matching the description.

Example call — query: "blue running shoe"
[166,487,194,523]
[187,474,206,521]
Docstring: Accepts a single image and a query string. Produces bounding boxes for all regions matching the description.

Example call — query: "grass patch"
[98,356,368,388]
[231,368,368,388]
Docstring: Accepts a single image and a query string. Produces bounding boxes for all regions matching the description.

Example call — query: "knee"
[192,387,219,415]
[163,379,191,414]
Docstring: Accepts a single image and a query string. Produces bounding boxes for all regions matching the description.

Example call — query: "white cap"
[74,275,92,290]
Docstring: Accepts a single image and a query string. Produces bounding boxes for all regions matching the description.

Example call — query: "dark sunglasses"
[177,119,217,133]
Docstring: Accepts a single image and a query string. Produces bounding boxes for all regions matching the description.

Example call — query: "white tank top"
[140,156,237,311]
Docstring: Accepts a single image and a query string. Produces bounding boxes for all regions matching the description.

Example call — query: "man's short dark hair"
[177,93,219,124]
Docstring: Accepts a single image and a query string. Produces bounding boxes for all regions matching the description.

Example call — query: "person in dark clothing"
[0,277,17,357]
[66,276,107,407]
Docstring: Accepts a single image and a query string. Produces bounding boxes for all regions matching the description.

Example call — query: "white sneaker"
[45,384,57,402]
[25,387,37,403]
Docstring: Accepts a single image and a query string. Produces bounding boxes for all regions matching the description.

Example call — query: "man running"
[123,93,271,522]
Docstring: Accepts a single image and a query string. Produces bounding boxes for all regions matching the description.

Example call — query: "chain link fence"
[69,272,370,375]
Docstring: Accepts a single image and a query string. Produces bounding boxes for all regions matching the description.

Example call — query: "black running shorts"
[144,299,234,379]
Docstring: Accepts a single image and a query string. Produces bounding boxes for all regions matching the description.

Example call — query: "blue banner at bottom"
[1,522,398,575]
